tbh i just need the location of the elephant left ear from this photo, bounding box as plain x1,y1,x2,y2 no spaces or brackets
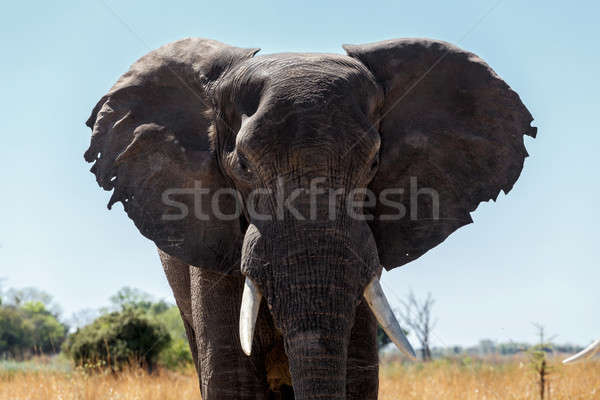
84,38,259,272
344,39,537,270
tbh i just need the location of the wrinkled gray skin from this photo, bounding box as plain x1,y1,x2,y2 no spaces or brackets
85,38,536,399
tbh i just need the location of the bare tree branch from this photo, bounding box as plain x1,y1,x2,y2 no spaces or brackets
398,291,436,361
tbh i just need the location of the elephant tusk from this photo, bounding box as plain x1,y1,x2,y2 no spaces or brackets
562,338,600,364
239,277,262,356
363,277,417,361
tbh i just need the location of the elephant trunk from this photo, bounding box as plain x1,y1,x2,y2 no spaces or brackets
284,321,350,399
271,247,361,400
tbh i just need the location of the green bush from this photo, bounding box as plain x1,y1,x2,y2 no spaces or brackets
151,306,193,369
0,306,33,359
21,302,67,354
107,287,193,370
0,302,67,359
63,287,193,371
63,308,170,372
158,337,193,370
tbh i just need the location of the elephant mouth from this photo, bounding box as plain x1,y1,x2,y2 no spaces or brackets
239,274,415,359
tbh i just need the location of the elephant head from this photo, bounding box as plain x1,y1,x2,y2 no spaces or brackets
85,38,535,398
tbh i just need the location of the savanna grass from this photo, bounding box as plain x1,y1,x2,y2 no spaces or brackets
1,358,598,399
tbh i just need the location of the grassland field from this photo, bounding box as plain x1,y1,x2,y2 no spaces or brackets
0,356,598,399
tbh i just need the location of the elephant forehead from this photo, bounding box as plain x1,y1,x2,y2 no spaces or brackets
229,54,381,156
227,53,380,107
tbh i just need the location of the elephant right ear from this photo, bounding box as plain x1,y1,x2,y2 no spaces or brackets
344,39,536,270
84,38,259,272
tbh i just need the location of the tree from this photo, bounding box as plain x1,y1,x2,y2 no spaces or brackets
21,301,68,354
63,308,171,372
4,287,62,316
66,287,192,370
0,306,33,359
529,323,555,400
0,293,68,359
479,339,496,355
107,287,192,368
151,305,193,369
69,308,100,330
109,286,158,312
398,291,437,361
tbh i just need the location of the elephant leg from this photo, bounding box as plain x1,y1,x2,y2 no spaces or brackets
346,300,379,400
190,267,271,400
158,249,201,380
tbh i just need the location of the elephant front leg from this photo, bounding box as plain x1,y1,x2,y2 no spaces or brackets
158,249,201,381
190,267,272,400
346,300,379,399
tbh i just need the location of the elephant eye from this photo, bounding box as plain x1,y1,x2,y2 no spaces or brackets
370,155,379,171
239,156,251,173
233,152,256,184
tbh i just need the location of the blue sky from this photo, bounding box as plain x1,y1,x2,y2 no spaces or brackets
1,0,598,347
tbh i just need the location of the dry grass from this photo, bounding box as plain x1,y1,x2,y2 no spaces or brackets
380,358,599,400
0,366,200,400
1,358,598,399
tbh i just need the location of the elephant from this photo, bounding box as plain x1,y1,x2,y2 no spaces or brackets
84,37,536,399
563,339,600,364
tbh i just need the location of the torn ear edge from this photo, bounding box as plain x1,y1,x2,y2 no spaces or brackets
83,39,261,272
344,38,537,271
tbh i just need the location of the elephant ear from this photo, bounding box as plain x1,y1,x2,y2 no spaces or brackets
344,39,536,270
84,38,259,272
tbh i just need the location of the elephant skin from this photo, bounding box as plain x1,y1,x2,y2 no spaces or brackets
85,38,535,399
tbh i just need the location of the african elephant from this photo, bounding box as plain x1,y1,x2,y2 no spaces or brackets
84,37,535,399
563,339,600,364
